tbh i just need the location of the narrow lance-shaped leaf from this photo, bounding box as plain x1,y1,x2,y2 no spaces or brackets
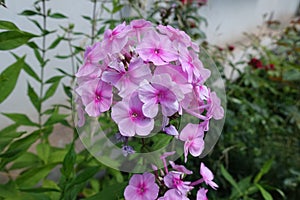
45,75,64,84
15,163,57,187
33,48,43,65
0,20,19,30
48,36,64,50
0,31,37,50
220,164,242,195
11,53,41,82
70,166,99,186
0,56,25,103
19,10,40,16
255,184,273,200
61,143,76,178
43,81,60,101
254,159,273,183
49,13,68,19
0,131,39,170
27,82,41,112
2,113,39,127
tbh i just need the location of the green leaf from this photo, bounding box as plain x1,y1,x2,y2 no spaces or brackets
28,19,43,32
0,57,24,103
220,164,242,195
61,143,76,178
0,31,37,50
49,13,68,19
27,83,40,111
36,143,51,164
255,184,273,200
43,112,68,127
0,131,39,169
43,81,60,101
84,182,127,200
48,36,63,49
0,124,23,152
0,20,19,30
0,182,18,198
33,48,43,65
15,163,57,187
254,159,273,183
20,10,40,16
150,134,173,151
2,113,39,127
96,26,106,36
11,53,41,82
45,75,64,84
70,166,99,186
19,187,60,193
9,152,42,170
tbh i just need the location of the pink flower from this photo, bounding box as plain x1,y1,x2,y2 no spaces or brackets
158,189,189,200
154,64,192,94
169,161,193,175
124,172,159,200
130,19,152,42
200,163,218,190
179,48,207,83
197,188,208,200
206,91,224,120
102,57,151,97
138,74,184,118
157,25,199,52
75,96,85,127
179,123,205,162
160,151,176,173
136,30,178,65
102,22,130,54
76,42,105,77
164,171,193,195
111,92,154,137
76,78,112,117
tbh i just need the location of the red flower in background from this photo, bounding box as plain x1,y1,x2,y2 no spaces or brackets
228,45,235,51
249,58,264,69
248,58,275,70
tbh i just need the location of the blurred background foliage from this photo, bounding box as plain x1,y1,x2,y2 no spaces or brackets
0,0,299,199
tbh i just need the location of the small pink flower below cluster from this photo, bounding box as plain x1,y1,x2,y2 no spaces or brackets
124,153,218,200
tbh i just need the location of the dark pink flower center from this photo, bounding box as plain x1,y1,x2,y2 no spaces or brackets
137,183,147,195
95,92,102,102
173,177,183,187
154,48,160,54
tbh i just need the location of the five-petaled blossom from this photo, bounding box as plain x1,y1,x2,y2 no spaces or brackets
111,92,154,137
124,172,159,200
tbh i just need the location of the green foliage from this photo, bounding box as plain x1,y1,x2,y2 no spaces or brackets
201,18,300,200
0,57,25,103
0,30,37,50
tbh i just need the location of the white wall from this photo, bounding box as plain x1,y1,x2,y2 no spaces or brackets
0,0,299,128
201,0,300,45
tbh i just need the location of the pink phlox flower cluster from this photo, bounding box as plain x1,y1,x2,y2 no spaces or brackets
75,19,224,138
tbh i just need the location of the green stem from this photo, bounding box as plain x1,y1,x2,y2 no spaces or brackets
91,0,97,44
39,0,47,140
